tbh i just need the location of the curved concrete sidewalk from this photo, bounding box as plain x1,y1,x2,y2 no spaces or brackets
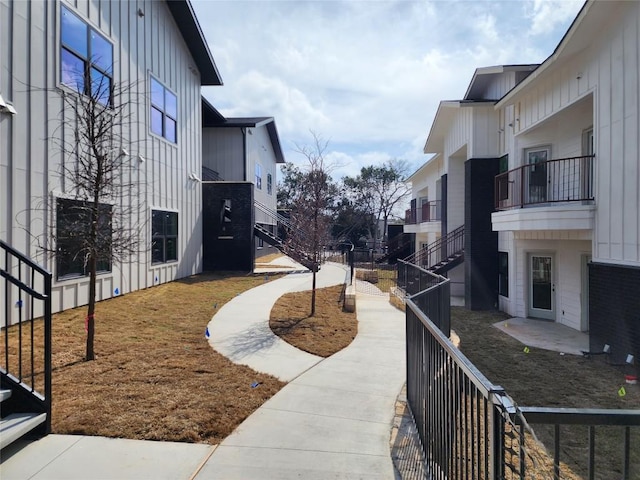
207,262,349,382
197,292,406,480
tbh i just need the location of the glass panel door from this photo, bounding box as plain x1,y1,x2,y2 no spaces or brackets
525,147,549,204
529,254,554,320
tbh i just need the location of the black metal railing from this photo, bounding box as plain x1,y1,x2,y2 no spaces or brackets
516,407,640,479
495,155,595,210
405,200,442,225
404,251,640,478
404,225,464,271
1,239,52,434
405,262,507,477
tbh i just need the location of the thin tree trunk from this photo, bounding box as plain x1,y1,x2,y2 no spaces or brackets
86,257,97,361
311,269,317,317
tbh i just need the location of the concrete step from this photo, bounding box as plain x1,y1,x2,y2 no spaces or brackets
0,389,12,402
0,412,47,450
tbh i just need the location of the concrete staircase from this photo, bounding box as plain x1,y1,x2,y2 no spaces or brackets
0,387,47,450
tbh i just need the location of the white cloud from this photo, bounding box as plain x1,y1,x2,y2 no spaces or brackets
527,0,585,36
195,0,583,180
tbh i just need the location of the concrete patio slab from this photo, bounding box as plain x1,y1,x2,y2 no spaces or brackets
494,317,589,355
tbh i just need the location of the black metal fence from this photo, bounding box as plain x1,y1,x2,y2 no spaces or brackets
1,240,52,434
404,257,640,479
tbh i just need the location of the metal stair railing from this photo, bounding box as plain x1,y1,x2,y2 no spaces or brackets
1,240,52,436
253,201,317,270
404,225,464,270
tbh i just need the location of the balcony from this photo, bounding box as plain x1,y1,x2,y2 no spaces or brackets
495,155,594,210
405,200,441,225
492,155,595,232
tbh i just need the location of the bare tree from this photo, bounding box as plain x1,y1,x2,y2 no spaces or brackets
284,133,338,316
343,159,410,252
47,73,140,361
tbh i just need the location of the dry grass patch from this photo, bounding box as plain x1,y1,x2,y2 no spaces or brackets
270,284,357,357
451,307,640,478
2,272,286,444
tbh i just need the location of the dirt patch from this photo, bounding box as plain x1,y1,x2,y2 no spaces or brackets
270,284,357,357
2,272,286,444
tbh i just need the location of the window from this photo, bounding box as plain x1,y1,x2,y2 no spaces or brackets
498,251,509,297
267,173,272,195
255,164,262,189
60,6,113,106
150,77,178,143
56,198,112,279
219,199,232,238
152,211,178,263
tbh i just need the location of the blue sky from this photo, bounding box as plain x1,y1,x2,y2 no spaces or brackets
193,0,585,180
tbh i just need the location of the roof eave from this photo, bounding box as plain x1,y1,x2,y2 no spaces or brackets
496,0,591,108
166,0,223,86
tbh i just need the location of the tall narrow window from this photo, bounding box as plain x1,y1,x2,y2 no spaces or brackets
56,198,112,279
498,251,509,297
60,6,113,106
267,173,272,195
152,210,178,263
255,164,262,189
150,77,178,143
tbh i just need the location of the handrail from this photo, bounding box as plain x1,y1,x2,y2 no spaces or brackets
495,154,595,210
404,224,464,269
1,240,52,434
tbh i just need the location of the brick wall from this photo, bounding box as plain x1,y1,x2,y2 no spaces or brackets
589,262,640,370
464,158,500,310
202,182,254,271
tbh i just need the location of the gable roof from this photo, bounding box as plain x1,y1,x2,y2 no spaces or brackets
464,65,538,101
201,98,286,163
496,0,612,108
166,1,222,86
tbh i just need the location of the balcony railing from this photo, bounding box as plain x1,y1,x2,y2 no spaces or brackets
495,155,595,210
405,200,441,224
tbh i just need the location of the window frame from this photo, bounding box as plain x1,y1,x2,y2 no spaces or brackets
151,210,179,264
149,75,178,143
60,5,114,106
56,197,113,280
255,163,262,189
267,173,272,195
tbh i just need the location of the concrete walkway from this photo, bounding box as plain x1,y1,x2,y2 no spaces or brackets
207,262,348,382
196,293,406,479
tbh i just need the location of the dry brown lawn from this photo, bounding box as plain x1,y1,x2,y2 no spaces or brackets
451,306,640,479
2,272,287,444
270,284,357,357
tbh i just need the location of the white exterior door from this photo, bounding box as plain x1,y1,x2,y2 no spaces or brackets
528,254,555,320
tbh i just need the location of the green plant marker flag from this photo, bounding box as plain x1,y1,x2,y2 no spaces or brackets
618,386,626,397
523,346,530,354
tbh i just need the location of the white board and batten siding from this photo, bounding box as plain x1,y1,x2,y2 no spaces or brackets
1,0,207,323
500,2,640,266
247,126,278,226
